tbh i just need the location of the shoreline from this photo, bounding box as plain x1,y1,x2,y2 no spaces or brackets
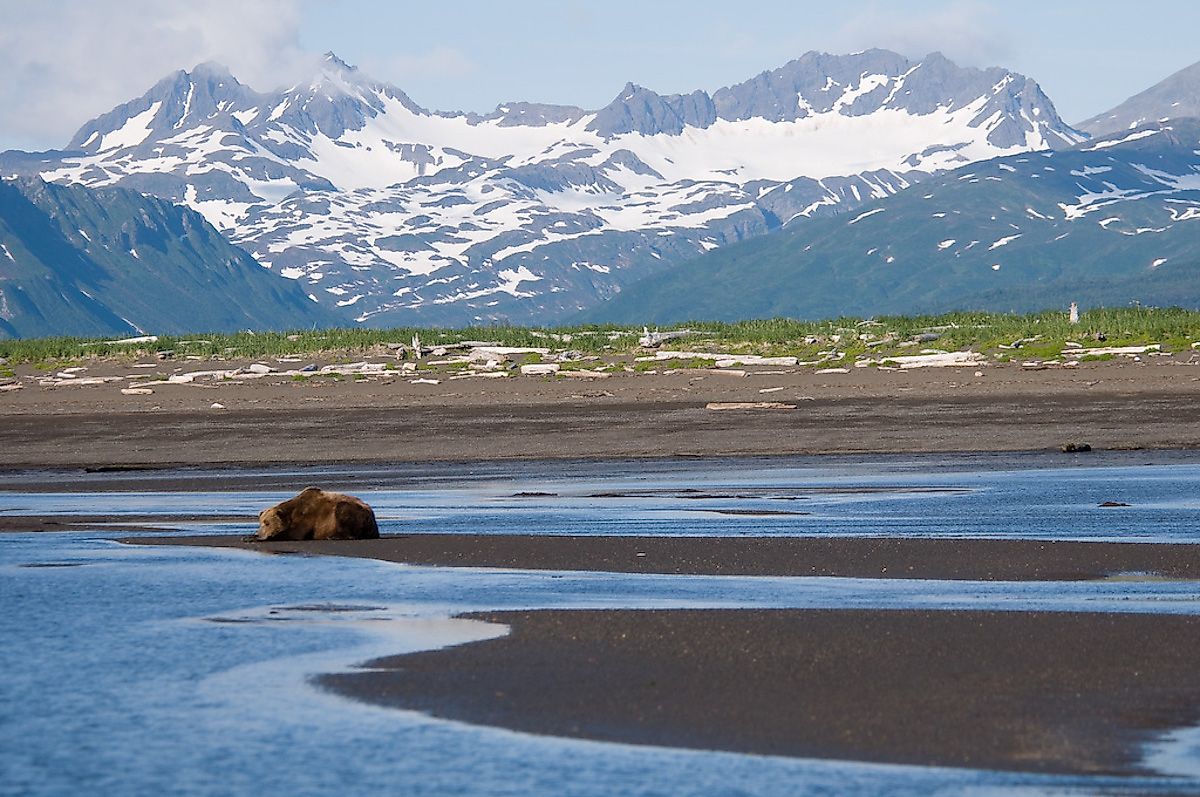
2,358,1200,468
111,531,1200,775
319,608,1200,775
0,394,1197,469
130,534,1200,581
2,447,1197,494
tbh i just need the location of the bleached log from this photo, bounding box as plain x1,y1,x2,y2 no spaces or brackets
520,363,560,376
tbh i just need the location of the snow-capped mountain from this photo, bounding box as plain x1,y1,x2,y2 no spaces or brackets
1,50,1084,326
1079,58,1200,138
586,120,1200,323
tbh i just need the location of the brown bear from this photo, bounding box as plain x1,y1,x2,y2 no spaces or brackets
254,487,379,541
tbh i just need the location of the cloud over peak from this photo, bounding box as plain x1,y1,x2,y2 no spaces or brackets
0,0,313,150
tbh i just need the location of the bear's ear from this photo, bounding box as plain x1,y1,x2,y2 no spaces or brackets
258,509,267,519
300,486,322,495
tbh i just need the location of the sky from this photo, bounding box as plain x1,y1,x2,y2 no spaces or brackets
0,0,1198,152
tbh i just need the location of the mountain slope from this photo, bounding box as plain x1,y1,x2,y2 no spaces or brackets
0,178,340,338
584,121,1200,323
1079,59,1200,137
1,50,1083,327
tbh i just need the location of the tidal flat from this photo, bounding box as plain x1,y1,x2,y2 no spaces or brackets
3,454,1200,795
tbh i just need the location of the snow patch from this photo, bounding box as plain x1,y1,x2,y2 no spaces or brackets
1085,128,1159,151
497,266,542,296
99,102,161,151
232,108,260,125
1168,206,1200,222
848,207,885,225
1070,165,1113,177
177,83,195,128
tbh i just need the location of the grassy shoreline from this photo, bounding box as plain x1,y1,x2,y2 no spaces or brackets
1,307,1197,371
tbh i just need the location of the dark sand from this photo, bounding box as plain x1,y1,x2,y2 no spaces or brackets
135,534,1200,581
134,533,1200,772
2,357,1200,467
0,515,245,533
8,358,1200,775
320,608,1200,775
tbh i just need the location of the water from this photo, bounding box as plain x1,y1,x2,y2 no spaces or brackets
6,452,1200,542
2,454,1200,796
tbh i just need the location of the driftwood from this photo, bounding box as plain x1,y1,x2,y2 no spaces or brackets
639,327,696,348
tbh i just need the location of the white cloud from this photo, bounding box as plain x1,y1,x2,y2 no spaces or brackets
834,1,1013,69
0,0,315,151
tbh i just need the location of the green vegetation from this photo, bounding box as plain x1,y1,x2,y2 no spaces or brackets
0,178,337,338
580,135,1200,327
0,307,1196,367
635,357,717,372
0,325,627,364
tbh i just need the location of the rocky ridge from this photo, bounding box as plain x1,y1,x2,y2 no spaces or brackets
1,50,1083,327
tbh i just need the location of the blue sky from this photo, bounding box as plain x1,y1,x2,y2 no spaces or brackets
1,0,1197,150
297,0,1198,123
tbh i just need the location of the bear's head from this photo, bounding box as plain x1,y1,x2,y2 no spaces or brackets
256,506,287,540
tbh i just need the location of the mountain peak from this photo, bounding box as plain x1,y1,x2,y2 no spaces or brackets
321,52,357,74
589,82,715,137
6,49,1093,329
1079,58,1200,137
190,61,237,80
63,61,256,152
302,51,375,97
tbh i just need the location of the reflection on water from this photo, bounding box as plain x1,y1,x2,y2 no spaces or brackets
3,454,1200,796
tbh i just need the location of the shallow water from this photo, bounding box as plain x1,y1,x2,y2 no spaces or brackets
7,454,1200,542
3,454,1200,796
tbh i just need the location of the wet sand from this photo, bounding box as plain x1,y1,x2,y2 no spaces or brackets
0,515,244,534
135,533,1200,773
319,608,1200,775
134,533,1200,581
7,357,1200,776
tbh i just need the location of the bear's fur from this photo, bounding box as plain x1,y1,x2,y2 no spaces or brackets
255,487,379,541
